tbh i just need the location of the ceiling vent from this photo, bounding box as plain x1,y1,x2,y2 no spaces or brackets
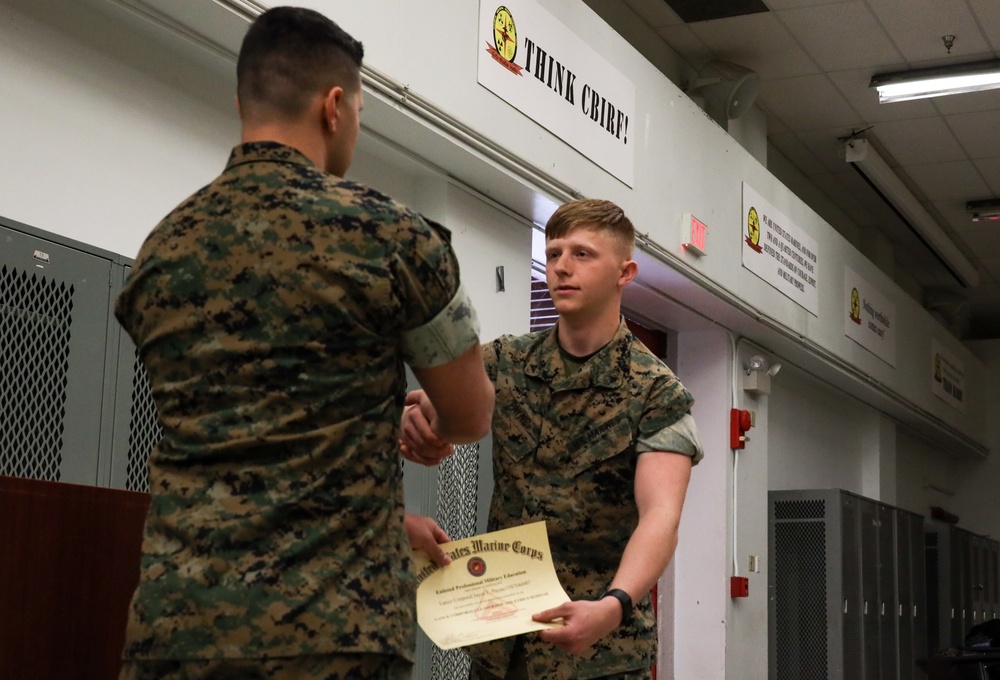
662,0,768,23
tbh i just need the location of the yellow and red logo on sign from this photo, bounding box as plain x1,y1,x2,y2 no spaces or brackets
849,287,862,324
745,206,762,253
487,6,523,75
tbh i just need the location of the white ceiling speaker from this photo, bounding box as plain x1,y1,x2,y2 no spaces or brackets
687,60,760,125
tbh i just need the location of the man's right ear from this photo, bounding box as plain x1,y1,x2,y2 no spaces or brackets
323,86,344,132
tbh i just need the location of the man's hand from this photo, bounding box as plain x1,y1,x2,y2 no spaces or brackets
399,390,454,466
532,597,622,655
405,514,452,567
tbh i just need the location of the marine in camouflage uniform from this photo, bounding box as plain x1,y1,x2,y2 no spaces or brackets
466,319,702,680
115,139,481,673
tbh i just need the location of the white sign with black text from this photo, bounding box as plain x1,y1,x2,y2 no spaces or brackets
477,1,635,186
741,183,819,315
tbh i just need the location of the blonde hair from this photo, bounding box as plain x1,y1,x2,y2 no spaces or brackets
545,198,635,258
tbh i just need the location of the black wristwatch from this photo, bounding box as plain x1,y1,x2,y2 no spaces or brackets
601,588,633,626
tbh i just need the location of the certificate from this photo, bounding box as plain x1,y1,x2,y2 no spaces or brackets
412,521,570,650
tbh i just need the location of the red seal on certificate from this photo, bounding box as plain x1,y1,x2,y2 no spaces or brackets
467,556,487,577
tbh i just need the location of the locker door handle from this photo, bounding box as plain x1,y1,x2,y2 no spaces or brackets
864,601,869,615
881,602,886,616
899,603,903,617
914,604,918,617
951,608,955,619
843,598,848,614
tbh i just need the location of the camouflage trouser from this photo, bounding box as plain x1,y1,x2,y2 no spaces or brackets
119,653,412,680
469,639,651,680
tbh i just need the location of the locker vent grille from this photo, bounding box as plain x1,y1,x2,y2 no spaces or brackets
926,533,938,547
0,265,73,481
431,442,480,680
775,498,826,520
125,351,160,492
775,520,828,678
926,547,940,650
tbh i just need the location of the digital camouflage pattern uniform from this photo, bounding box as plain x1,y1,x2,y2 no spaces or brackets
468,318,703,680
115,141,480,669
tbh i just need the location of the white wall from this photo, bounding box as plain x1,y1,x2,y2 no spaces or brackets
941,340,1000,538
769,364,869,494
671,330,733,679
0,0,239,259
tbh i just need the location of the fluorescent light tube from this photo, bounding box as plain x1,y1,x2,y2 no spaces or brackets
845,139,979,288
871,59,1000,103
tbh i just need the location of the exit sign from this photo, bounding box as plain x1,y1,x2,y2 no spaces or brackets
682,214,707,256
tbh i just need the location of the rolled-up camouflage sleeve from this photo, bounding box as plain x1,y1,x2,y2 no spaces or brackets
636,369,704,465
637,413,704,465
392,212,481,366
401,283,480,368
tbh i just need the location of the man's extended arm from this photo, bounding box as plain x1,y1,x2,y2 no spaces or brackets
533,450,692,655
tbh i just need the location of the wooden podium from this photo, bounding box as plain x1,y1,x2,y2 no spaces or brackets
0,475,150,679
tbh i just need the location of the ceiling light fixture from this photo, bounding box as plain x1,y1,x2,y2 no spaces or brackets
844,138,979,288
967,199,1000,222
871,58,1000,103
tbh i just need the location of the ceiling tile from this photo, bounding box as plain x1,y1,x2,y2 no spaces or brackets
958,226,1000,255
906,160,990,202
866,0,990,62
969,0,1000,52
979,256,1000,280
973,158,1000,195
767,0,853,8
688,12,815,79
949,110,1000,159
768,131,826,176
653,23,713,66
868,116,967,166
758,74,864,131
776,2,903,72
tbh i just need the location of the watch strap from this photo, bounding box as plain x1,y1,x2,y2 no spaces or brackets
601,588,633,626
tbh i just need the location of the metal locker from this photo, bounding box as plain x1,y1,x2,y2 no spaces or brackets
878,503,898,679
843,493,864,679
769,489,878,680
897,510,914,680
107,266,161,493
859,496,881,679
770,489,923,680
909,512,928,668
0,218,117,485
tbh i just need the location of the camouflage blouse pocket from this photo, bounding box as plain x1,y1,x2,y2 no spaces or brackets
551,413,635,477
493,399,538,472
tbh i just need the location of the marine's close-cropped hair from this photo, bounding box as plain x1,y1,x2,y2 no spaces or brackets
237,6,365,123
545,198,636,258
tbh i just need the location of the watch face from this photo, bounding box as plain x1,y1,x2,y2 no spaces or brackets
493,6,517,62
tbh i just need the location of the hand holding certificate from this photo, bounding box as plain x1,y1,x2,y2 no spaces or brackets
411,521,570,650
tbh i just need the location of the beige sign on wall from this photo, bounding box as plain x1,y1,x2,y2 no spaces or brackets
844,266,896,366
